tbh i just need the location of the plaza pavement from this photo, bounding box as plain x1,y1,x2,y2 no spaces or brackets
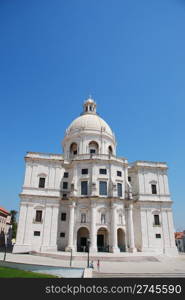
0,252,185,277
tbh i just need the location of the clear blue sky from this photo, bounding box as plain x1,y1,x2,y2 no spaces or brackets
0,0,184,230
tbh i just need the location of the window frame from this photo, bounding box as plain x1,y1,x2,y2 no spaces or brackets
153,214,160,226
151,184,157,194
117,183,123,197
39,177,46,188
99,181,107,196
155,233,161,239
34,231,40,236
35,210,42,222
63,182,68,189
117,171,122,177
81,181,88,195
81,168,88,175
99,168,107,175
61,212,67,221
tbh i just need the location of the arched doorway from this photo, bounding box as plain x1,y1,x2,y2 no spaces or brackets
97,227,109,252
77,227,89,252
117,228,126,252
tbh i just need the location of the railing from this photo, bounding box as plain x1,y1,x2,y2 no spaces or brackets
68,153,126,163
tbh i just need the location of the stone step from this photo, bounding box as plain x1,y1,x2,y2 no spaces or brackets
30,252,159,262
93,272,185,278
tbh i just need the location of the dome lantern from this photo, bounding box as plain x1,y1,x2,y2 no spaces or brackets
83,96,96,114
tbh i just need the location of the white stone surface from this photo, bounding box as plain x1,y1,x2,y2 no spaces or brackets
13,98,178,256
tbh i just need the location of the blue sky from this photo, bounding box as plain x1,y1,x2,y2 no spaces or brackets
0,0,184,230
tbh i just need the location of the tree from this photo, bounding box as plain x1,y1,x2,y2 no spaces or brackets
10,210,17,239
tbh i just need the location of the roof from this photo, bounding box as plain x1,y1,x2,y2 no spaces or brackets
175,232,185,239
66,114,114,138
0,207,10,215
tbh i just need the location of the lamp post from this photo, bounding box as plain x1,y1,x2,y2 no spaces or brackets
87,238,90,268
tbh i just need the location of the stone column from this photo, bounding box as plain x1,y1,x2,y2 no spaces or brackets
23,204,33,245
90,202,97,252
65,202,75,251
49,205,59,251
41,205,53,252
111,204,119,253
13,203,29,253
127,203,137,252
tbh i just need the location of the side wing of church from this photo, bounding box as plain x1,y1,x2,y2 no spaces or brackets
13,98,177,255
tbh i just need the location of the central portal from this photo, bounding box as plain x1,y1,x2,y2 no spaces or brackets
97,227,109,252
97,234,104,248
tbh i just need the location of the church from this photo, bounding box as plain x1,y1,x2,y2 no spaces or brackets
13,97,177,255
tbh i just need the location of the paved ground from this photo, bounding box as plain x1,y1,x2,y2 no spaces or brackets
0,252,185,277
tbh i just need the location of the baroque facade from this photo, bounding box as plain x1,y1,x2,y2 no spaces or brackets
13,98,177,255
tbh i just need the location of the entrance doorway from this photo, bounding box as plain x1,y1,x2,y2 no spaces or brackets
97,234,104,248
117,228,126,252
77,227,89,252
97,228,109,252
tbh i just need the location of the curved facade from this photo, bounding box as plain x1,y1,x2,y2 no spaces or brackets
13,98,178,255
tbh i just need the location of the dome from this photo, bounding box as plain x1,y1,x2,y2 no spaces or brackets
62,97,116,158
65,97,114,139
66,113,113,137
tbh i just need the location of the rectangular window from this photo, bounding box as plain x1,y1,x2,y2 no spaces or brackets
81,181,88,195
128,176,131,182
60,232,65,238
63,182,68,189
61,213,66,221
151,184,157,194
154,215,160,225
64,172,68,178
156,234,161,239
99,169,107,175
34,231,40,236
81,169,88,175
39,177,45,188
117,183,122,197
62,194,67,199
35,210,42,222
99,181,107,195
117,171,122,177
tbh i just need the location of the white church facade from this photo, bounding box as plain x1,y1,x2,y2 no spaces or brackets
13,98,177,255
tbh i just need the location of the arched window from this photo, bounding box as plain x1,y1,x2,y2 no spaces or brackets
70,142,78,156
89,141,99,154
108,145,113,155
